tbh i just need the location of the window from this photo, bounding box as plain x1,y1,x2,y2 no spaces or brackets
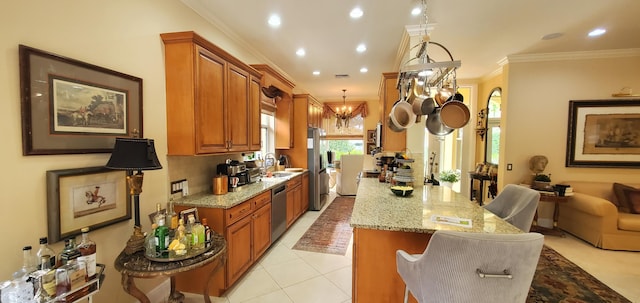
259,112,275,159
320,139,364,166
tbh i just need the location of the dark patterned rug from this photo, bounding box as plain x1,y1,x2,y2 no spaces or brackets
292,196,355,255
528,246,631,302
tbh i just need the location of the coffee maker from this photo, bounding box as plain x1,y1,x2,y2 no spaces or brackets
217,162,249,191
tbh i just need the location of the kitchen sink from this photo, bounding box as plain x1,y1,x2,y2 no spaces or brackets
271,172,294,178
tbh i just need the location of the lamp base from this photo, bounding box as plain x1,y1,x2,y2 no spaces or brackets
124,226,146,255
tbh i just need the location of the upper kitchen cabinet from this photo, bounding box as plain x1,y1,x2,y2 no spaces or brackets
380,72,406,152
277,93,321,169
161,31,262,155
250,64,295,149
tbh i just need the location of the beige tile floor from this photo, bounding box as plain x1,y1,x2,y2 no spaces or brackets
182,191,640,303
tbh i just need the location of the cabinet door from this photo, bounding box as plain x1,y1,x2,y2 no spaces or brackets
195,45,228,154
227,63,251,152
249,76,262,151
275,94,294,149
381,73,406,151
226,214,253,286
294,185,303,220
301,172,310,215
252,203,271,260
286,188,295,228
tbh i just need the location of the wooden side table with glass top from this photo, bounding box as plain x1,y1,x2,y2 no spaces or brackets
114,232,226,303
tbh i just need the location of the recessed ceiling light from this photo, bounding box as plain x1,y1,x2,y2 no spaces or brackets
296,48,306,57
350,7,363,19
313,71,320,76
268,14,281,28
411,7,421,16
356,43,367,53
360,67,368,73
588,28,606,37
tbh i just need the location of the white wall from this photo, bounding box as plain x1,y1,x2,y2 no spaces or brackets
0,1,262,302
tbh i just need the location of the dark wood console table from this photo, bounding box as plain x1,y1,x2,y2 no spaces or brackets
114,232,227,303
531,193,570,236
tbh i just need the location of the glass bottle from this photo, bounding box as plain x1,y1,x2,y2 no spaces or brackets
188,215,205,250
169,219,189,258
201,217,212,248
166,200,179,231
77,227,97,280
145,223,158,258
59,237,81,265
38,256,57,298
12,246,37,280
36,237,56,270
154,203,169,257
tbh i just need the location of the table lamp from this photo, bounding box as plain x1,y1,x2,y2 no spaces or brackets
106,137,162,254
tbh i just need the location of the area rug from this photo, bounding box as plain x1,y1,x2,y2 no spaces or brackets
527,246,631,302
292,196,355,255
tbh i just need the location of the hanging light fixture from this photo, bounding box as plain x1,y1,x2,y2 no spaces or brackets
335,89,352,129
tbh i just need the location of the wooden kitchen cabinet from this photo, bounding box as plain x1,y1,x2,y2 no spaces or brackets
226,213,252,285
161,31,262,155
286,175,303,227
301,172,310,214
380,72,406,152
250,64,296,150
278,94,322,169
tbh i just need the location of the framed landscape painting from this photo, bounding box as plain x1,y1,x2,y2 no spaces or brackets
565,99,640,168
19,45,143,155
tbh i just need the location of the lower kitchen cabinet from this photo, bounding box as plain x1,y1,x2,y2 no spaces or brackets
301,172,309,213
286,175,303,227
226,214,252,285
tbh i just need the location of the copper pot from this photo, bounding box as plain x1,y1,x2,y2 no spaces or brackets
213,175,228,195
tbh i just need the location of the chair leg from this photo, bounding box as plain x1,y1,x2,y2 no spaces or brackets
404,286,409,303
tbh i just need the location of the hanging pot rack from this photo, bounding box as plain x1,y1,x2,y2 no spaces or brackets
398,41,461,91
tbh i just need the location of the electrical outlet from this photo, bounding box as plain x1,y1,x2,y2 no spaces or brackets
170,179,186,194
507,164,513,171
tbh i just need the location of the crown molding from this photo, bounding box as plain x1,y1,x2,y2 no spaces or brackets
506,48,640,63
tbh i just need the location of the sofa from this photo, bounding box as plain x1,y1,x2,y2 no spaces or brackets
558,181,640,251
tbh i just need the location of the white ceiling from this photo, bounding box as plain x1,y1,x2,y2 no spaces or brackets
181,0,640,101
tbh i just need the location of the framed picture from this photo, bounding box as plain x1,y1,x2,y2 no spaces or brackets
180,208,199,223
19,44,143,155
566,99,640,168
366,129,376,143
47,166,130,243
366,143,376,154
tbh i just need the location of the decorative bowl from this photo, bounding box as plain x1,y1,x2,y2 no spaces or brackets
391,186,413,197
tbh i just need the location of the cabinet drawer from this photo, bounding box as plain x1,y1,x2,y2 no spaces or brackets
252,191,271,209
226,201,253,226
286,176,301,189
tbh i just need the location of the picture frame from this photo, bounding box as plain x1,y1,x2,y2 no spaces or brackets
179,208,199,223
566,99,640,168
19,45,143,155
47,166,131,243
366,143,376,154
366,129,376,143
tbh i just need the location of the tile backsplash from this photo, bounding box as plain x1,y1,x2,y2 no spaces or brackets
167,154,243,197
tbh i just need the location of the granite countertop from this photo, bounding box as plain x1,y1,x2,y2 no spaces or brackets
350,178,522,234
173,171,305,209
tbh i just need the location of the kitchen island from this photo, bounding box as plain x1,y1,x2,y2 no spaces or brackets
350,178,522,303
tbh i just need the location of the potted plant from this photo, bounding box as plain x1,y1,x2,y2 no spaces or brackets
439,170,460,188
533,173,552,190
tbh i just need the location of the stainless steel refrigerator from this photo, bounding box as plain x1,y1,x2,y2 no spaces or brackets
307,127,329,210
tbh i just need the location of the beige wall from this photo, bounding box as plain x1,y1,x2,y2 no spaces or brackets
0,1,262,302
499,54,640,188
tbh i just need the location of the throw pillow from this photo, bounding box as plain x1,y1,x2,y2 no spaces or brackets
623,188,640,214
612,183,636,212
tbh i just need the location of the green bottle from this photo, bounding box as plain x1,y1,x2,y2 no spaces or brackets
154,204,169,257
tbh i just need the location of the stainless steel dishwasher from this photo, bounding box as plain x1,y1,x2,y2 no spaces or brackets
271,183,287,242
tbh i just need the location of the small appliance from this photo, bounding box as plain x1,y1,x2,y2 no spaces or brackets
217,162,250,191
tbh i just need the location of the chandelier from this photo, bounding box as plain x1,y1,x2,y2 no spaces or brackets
335,89,352,129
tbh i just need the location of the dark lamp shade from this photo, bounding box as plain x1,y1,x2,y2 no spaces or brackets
105,137,162,171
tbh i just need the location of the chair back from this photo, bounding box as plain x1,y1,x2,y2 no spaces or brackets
396,230,544,303
483,184,540,231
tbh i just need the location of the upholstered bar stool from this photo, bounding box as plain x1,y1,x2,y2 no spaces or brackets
483,184,540,232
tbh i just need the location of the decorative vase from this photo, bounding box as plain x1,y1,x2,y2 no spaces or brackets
441,181,453,188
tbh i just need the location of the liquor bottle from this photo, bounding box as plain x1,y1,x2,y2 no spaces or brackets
166,200,179,230
55,260,87,297
154,203,169,257
201,217,212,248
36,237,56,270
59,237,81,265
12,246,37,280
38,256,57,298
77,227,97,280
168,219,189,258
145,223,158,258
188,214,205,250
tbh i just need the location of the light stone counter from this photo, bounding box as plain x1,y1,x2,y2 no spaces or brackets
350,178,521,234
172,172,304,209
